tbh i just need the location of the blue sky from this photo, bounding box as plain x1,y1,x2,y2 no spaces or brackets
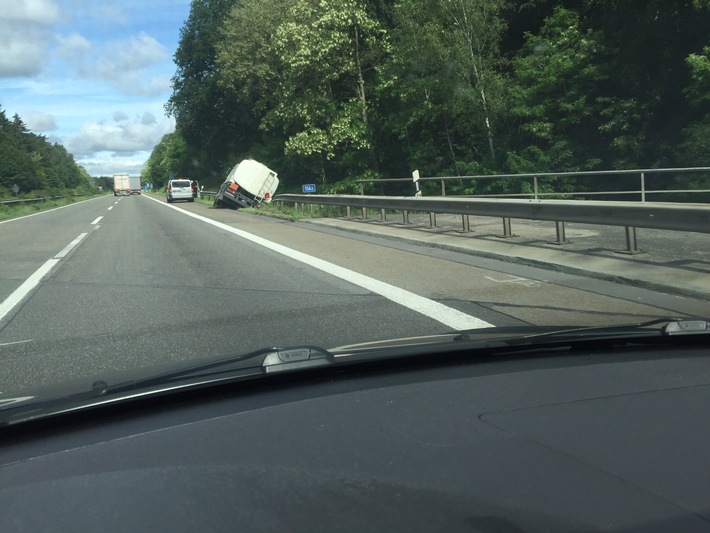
0,0,193,176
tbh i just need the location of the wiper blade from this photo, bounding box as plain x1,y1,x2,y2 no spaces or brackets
0,346,334,427
102,345,334,395
331,318,710,361
486,318,710,347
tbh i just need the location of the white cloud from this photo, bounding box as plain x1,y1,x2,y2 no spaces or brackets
0,0,62,77
24,111,58,131
65,113,174,157
113,111,129,122
56,32,91,61
63,31,171,97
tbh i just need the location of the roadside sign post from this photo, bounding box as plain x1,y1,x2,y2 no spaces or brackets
302,184,316,214
412,170,422,198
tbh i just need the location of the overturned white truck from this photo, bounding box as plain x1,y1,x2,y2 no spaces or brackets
214,159,278,209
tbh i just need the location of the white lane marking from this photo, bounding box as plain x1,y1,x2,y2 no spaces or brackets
0,195,108,225
0,259,59,323
142,195,493,330
0,339,33,347
0,232,88,323
485,275,542,288
107,206,113,211
91,216,104,225
54,233,87,259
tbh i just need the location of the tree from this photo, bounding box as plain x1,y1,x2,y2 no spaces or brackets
382,0,508,179
269,0,389,181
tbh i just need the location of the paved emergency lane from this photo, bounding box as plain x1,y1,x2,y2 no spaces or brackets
0,193,697,394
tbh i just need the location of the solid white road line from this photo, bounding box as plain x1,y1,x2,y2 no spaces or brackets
0,195,108,225
142,195,494,330
0,233,88,323
91,216,103,225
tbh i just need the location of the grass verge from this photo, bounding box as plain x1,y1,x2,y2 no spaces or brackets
0,193,110,222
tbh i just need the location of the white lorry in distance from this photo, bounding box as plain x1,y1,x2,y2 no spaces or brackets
129,175,142,195
113,174,130,196
214,159,278,209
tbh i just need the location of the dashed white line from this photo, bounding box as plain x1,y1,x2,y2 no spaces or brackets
0,339,33,347
108,206,113,211
91,216,104,225
54,233,87,259
0,259,59,323
143,194,493,330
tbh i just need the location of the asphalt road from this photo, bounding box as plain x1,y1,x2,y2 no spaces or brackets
0,194,703,394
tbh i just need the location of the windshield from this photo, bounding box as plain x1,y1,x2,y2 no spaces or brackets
0,0,709,400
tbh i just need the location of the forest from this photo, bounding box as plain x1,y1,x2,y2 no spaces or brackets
143,0,710,195
0,107,90,197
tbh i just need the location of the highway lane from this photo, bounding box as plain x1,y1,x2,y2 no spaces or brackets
0,195,116,304
0,194,477,394
0,193,695,394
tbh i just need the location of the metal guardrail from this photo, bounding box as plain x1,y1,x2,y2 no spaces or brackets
0,194,88,206
355,166,710,201
274,194,710,254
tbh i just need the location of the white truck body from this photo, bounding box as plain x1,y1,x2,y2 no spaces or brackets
113,174,130,196
215,159,278,208
129,176,141,195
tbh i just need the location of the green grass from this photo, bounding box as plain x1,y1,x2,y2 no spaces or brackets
0,193,109,222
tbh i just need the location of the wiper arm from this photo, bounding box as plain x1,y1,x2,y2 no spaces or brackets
513,317,707,344
101,345,334,395
0,346,334,427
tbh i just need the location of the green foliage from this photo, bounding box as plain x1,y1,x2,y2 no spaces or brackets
159,0,710,195
0,107,88,195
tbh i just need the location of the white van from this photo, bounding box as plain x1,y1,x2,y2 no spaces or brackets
166,179,194,203
214,159,278,209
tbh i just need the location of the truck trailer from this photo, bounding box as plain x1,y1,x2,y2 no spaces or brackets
214,159,278,209
129,176,142,195
113,174,130,196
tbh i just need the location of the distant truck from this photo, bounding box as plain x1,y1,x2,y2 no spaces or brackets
214,159,278,209
113,174,130,196
129,176,142,195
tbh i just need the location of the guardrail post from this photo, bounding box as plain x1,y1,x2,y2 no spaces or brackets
500,217,515,238
618,226,643,254
380,208,386,221
533,177,539,200
359,183,364,196
346,206,351,218
403,210,409,224
362,207,368,219
549,221,572,245
429,212,437,228
640,172,646,202
441,180,446,196
461,215,471,232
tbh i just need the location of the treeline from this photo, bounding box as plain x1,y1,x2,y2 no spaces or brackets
144,0,710,194
0,107,90,197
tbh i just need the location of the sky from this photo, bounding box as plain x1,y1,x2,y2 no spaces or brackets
0,0,193,176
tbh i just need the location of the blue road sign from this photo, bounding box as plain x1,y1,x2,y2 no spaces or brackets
302,184,316,193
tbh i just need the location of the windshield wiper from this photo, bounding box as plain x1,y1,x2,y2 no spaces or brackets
0,346,334,427
331,318,710,361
